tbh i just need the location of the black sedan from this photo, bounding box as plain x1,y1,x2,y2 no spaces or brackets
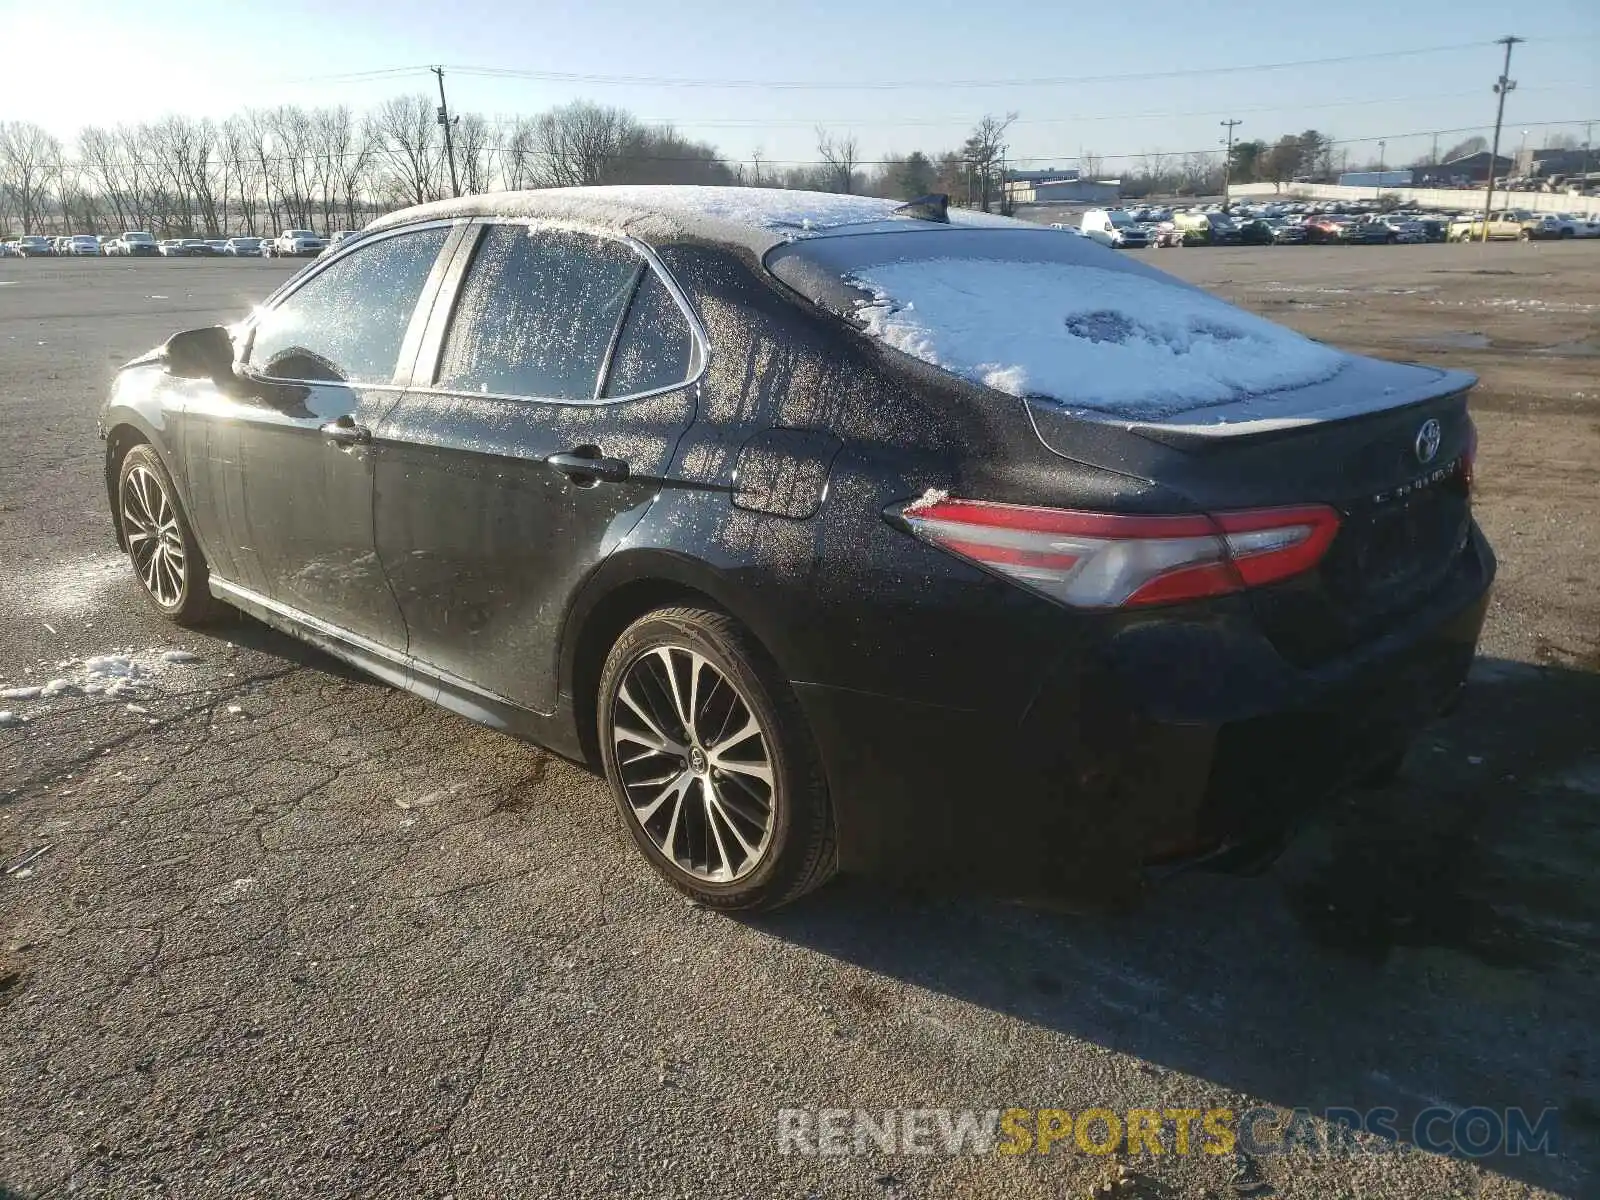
1345,220,1395,245
98,187,1493,910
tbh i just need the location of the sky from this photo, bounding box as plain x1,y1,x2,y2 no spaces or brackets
1,0,1595,173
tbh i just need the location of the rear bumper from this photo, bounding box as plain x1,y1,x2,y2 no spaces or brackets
796,525,1495,898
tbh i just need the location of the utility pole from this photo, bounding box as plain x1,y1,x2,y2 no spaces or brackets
1480,35,1522,243
1377,139,1387,199
432,65,461,198
1220,119,1242,209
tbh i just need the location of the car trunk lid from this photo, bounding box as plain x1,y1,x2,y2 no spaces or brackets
1027,358,1476,664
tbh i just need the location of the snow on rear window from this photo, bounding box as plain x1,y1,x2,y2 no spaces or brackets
846,259,1346,417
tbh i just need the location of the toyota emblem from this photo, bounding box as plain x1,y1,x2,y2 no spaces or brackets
1414,418,1442,465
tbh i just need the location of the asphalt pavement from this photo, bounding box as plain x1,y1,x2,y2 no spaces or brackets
0,257,1595,1199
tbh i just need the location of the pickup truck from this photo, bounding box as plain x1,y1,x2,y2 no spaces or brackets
1448,210,1560,242
265,229,328,258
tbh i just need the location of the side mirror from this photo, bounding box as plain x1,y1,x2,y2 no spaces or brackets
163,326,235,383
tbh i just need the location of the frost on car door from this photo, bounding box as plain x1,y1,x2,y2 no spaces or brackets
374,224,699,716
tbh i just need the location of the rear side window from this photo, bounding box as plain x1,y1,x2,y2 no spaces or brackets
602,270,694,398
248,226,447,384
436,225,642,401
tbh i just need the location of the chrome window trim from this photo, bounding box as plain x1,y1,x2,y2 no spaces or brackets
239,218,468,389
418,218,709,409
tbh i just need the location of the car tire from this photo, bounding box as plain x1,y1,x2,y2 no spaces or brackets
116,444,225,626
1519,230,1531,241
598,605,836,912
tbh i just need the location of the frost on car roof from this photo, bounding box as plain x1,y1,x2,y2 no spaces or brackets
363,185,1021,253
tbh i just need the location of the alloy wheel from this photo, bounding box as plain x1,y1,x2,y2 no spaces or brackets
121,464,186,608
611,646,775,884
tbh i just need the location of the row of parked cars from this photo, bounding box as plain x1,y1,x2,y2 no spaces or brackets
1062,200,1600,249
1,230,364,259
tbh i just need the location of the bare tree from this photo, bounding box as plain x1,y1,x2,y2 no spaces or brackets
80,127,125,229
368,95,440,208
501,116,541,190
454,112,492,195
961,112,1016,211
1079,150,1105,182
528,101,633,187
219,117,258,233
1142,151,1171,188
0,121,62,232
327,111,373,228
1178,152,1221,196
815,127,860,193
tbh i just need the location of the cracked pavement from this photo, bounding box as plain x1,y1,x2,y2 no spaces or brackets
1,254,1597,1199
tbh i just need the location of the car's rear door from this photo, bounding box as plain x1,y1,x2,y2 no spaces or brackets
372,221,702,717
182,221,462,655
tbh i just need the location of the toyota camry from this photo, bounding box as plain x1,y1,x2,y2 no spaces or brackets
98,186,1493,910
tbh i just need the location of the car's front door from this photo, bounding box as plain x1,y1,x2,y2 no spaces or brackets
372,222,702,716
184,222,459,652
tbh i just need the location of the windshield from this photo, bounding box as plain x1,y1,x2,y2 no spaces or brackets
286,230,315,238
125,232,154,242
764,227,1345,417
1107,212,1135,228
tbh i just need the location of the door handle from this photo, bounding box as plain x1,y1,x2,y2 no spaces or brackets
546,451,630,485
320,416,371,446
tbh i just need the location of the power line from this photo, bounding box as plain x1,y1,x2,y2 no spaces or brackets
622,85,1586,130
439,39,1547,92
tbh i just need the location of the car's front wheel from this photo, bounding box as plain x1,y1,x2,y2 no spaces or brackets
117,444,223,625
598,606,835,911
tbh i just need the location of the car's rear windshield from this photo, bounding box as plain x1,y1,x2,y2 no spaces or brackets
125,232,154,241
764,227,1345,418
767,227,1149,315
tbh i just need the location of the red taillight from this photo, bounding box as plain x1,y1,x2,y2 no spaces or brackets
897,497,1340,609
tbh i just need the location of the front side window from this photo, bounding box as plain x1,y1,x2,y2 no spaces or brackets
436,225,643,401
248,226,448,385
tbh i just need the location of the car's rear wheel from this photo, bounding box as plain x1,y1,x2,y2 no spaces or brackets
598,606,835,911
117,444,223,625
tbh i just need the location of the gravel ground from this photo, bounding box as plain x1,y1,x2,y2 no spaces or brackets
1,250,1596,1199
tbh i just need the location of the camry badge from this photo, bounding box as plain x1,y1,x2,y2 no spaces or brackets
1415,418,1442,465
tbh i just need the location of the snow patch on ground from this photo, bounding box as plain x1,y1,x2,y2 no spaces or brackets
0,647,207,721
1432,296,1599,314
0,552,132,618
848,259,1347,417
